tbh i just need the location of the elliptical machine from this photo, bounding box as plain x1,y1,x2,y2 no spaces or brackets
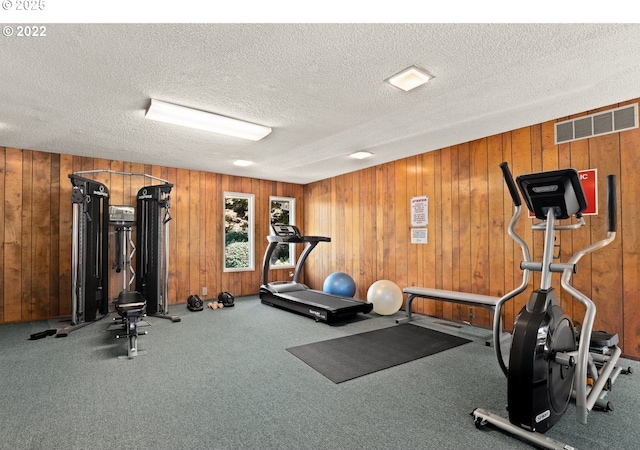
472,163,631,450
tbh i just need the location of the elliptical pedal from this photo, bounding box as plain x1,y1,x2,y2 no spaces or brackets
588,330,618,351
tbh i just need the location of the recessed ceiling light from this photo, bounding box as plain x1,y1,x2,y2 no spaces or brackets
145,99,272,141
386,66,434,92
233,159,253,167
350,151,373,159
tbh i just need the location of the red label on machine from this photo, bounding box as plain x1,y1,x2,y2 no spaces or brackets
529,169,598,218
579,169,598,215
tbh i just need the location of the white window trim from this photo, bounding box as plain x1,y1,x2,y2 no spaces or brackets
269,196,296,269
223,191,255,272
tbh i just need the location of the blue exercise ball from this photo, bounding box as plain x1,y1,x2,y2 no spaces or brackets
323,272,357,297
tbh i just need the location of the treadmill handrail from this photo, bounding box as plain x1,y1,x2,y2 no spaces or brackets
303,236,331,242
267,235,331,244
261,226,331,286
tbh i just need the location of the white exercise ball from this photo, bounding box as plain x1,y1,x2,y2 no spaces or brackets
367,280,403,315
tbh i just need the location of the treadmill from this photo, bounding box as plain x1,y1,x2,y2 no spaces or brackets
260,225,373,323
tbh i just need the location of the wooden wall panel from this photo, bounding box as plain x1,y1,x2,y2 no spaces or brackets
487,134,506,316
334,174,345,271
439,148,453,319
470,139,490,328
0,149,303,325
620,110,640,356
422,151,438,317
349,171,360,294
175,168,191,302
189,170,201,296
304,98,640,359
375,166,385,283
449,146,460,321
457,144,471,324
21,150,33,320
394,159,408,292
588,133,623,335
360,168,376,300
4,148,23,322
405,156,419,312
49,154,61,318
32,151,52,320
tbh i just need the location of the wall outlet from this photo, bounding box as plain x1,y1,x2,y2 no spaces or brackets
202,287,208,297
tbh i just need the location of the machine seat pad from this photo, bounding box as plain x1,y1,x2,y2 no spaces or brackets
115,291,147,315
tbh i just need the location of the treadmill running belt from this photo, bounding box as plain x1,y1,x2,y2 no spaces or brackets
260,286,373,323
278,289,367,311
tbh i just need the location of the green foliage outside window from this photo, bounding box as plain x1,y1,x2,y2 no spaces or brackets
224,194,253,270
270,198,294,266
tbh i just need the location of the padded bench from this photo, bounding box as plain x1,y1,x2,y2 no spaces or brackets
396,287,504,345
114,291,147,359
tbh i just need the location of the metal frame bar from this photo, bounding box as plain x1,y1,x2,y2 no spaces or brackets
72,169,170,185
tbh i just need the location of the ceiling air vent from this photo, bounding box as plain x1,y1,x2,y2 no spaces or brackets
554,103,638,144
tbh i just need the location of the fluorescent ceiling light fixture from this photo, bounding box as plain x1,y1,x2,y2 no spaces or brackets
145,99,272,141
233,159,253,167
386,66,434,92
350,151,373,159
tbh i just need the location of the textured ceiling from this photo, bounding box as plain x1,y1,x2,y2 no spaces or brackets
1,23,640,184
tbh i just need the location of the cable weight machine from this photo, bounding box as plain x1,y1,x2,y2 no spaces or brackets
55,170,179,344
136,183,179,322
54,174,111,337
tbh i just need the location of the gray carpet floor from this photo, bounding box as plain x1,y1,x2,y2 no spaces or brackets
1,295,639,450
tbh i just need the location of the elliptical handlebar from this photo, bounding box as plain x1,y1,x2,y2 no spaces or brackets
560,174,617,425
493,162,533,377
607,175,617,233
499,162,522,207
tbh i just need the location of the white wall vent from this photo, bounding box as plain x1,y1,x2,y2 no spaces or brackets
554,103,638,144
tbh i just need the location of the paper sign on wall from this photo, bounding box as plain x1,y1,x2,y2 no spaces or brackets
411,196,428,226
411,228,428,244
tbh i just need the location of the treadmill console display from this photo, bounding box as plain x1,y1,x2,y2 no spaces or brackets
272,224,302,238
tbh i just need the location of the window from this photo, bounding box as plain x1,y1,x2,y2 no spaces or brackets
269,196,296,268
224,192,255,271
